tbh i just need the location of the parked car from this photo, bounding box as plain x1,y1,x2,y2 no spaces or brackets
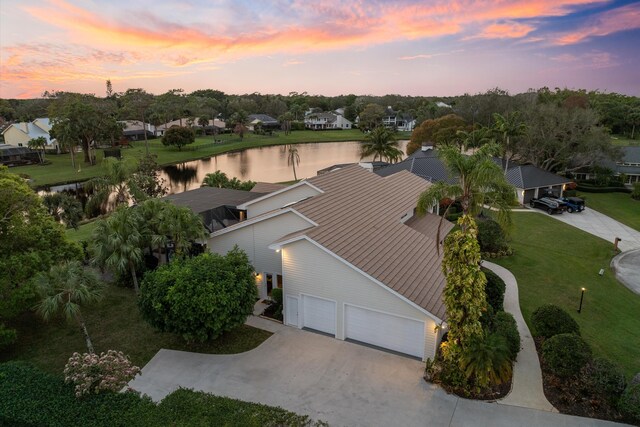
558,196,585,213
530,197,565,214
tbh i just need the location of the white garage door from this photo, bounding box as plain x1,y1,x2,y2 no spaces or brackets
302,295,336,335
345,305,425,359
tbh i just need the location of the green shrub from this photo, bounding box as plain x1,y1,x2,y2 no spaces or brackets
581,358,626,402
531,304,580,339
482,268,506,311
618,383,640,422
493,311,520,362
542,333,591,378
477,219,508,253
0,362,324,426
632,183,640,201
0,323,17,350
480,303,495,330
271,288,283,318
139,249,257,343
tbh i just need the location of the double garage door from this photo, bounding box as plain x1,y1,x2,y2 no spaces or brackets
301,295,425,359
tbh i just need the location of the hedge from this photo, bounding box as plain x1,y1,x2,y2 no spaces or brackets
531,304,580,339
542,333,591,378
0,362,323,427
493,311,520,362
576,185,631,194
482,268,506,312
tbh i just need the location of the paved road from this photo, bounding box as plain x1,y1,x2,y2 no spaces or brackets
129,318,623,427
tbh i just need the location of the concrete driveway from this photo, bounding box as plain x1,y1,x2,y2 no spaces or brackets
543,207,640,252
129,321,622,427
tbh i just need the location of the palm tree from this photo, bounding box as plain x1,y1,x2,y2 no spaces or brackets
492,112,526,174
137,198,170,262
287,145,300,181
158,204,207,259
459,333,512,389
34,261,104,353
416,143,514,234
91,206,144,293
202,170,230,188
85,157,140,214
27,136,47,164
454,127,494,152
360,126,403,163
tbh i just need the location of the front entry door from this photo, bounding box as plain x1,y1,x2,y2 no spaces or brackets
285,295,299,327
266,273,273,296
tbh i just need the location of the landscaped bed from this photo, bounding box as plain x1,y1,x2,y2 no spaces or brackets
0,362,326,427
0,284,272,375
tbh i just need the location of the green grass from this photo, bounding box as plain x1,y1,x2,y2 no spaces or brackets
65,220,99,243
495,212,640,378
610,134,640,146
16,129,410,188
0,284,272,375
579,192,640,231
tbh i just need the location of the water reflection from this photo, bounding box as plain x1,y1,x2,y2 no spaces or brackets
159,140,408,195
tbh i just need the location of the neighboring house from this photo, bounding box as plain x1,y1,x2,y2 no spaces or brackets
614,146,640,185
0,144,40,166
1,118,59,152
376,145,572,204
163,186,266,233
305,112,352,130
119,120,156,141
155,118,226,136
382,107,416,132
209,165,453,360
248,114,279,131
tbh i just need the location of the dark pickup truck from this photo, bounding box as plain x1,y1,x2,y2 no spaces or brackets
541,193,586,213
529,197,565,214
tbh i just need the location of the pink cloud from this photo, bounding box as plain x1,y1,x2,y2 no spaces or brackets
553,3,640,45
471,21,535,39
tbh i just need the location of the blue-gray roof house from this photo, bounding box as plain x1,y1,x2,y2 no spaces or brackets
376,145,572,204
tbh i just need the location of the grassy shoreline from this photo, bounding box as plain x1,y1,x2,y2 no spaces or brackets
16,130,410,188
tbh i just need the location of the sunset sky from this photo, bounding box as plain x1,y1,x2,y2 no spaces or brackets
1,0,639,99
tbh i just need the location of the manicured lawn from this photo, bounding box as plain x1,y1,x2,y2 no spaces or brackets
65,220,99,243
495,212,640,378
16,129,410,187
579,192,640,231
0,284,272,375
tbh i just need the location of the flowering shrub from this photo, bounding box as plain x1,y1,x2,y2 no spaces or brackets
63,350,140,397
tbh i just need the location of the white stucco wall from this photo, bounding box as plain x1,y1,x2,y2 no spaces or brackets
282,238,439,360
209,211,313,275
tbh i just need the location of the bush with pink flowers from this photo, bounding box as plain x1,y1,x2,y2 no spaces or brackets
63,350,140,397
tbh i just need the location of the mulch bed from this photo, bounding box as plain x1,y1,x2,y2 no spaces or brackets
261,302,283,322
427,374,512,401
534,338,631,425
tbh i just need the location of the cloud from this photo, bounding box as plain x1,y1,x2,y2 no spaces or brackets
471,21,535,39
398,54,440,61
549,50,618,69
553,3,640,45
283,59,305,66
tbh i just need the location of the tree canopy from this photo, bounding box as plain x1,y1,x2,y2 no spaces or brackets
138,249,257,343
407,114,469,155
161,126,195,151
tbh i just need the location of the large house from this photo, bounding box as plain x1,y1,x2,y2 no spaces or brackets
248,114,279,131
376,145,572,204
1,118,59,152
305,112,353,130
209,165,452,360
119,120,156,141
155,118,226,136
382,107,416,132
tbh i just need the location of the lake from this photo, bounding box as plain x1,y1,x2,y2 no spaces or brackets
159,140,409,194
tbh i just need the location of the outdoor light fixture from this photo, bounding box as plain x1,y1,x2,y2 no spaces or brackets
577,287,586,314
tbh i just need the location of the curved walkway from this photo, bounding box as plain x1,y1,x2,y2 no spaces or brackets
482,261,556,412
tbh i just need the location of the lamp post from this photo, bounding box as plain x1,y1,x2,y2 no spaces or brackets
577,287,586,314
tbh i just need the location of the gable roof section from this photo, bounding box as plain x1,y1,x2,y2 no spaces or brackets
237,180,324,209
270,166,450,320
250,182,287,193
248,114,278,124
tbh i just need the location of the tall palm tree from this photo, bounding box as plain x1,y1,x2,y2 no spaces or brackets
416,143,515,234
287,145,300,181
91,206,144,293
492,112,526,174
137,198,170,262
158,204,207,259
360,126,402,163
34,261,104,353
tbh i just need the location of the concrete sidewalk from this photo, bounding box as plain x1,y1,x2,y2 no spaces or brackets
482,261,556,413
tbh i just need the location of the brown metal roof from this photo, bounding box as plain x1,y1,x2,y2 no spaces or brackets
280,165,450,320
251,182,287,193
